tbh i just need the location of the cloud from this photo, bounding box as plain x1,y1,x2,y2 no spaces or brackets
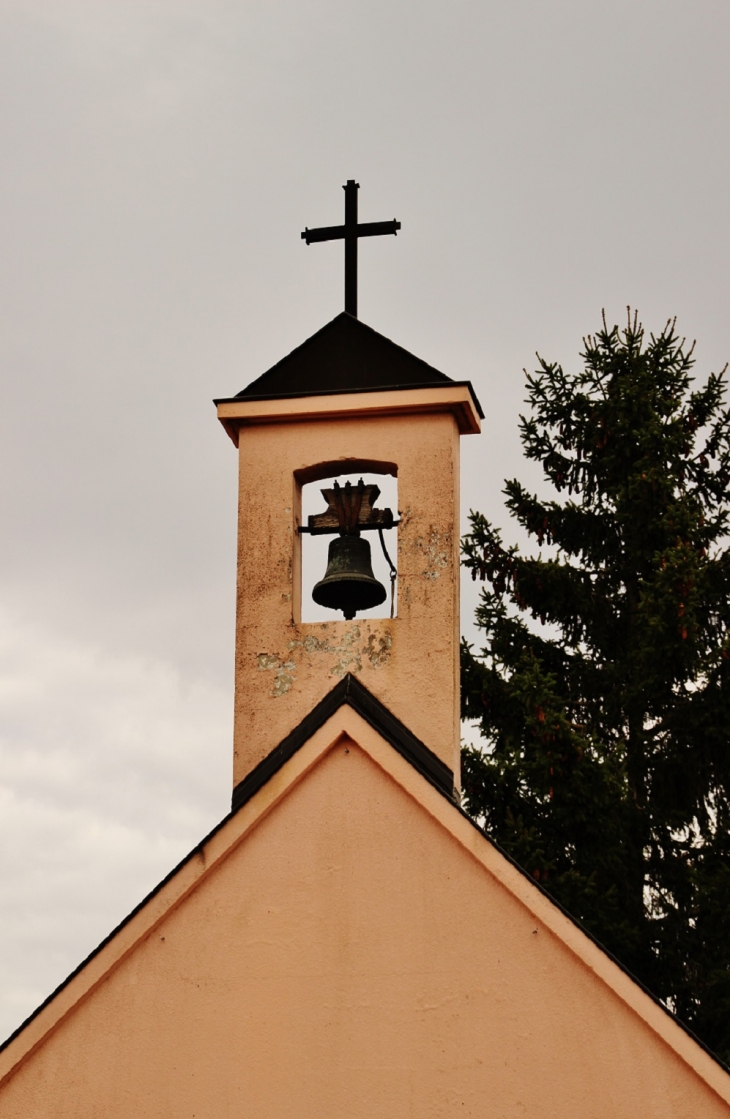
0,606,231,1041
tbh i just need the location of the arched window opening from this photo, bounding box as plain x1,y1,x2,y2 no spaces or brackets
300,471,398,624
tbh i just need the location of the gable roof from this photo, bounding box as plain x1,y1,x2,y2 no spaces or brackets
1,676,728,1105
214,312,484,416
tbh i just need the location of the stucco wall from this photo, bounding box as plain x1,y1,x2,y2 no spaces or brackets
1,737,727,1119
232,406,462,787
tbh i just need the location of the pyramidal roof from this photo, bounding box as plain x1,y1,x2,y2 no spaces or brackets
215,312,483,415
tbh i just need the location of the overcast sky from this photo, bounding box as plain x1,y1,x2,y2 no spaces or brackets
0,0,728,1041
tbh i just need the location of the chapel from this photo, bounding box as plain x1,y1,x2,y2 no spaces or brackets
1,186,729,1118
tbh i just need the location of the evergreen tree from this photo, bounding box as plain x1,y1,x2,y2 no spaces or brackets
461,311,730,1062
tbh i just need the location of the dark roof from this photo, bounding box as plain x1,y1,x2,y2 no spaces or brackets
215,312,483,417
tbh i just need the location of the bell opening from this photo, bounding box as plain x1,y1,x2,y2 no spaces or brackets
300,471,398,623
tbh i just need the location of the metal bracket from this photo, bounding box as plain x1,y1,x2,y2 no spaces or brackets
298,478,400,536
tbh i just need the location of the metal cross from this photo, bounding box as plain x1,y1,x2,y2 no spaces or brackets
301,180,401,318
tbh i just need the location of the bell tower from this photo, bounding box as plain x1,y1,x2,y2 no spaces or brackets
216,312,482,800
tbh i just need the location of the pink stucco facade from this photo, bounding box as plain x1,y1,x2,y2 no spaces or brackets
1,709,728,1118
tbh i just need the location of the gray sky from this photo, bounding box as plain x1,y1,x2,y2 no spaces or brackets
0,0,728,1040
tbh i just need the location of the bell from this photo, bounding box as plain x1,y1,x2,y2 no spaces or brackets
312,535,387,620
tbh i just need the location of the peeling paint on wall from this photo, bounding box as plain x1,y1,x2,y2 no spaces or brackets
289,626,364,677
364,632,392,667
257,653,297,696
415,527,451,580
257,623,394,697
272,664,296,696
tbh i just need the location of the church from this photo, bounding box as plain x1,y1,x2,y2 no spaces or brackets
1,185,729,1117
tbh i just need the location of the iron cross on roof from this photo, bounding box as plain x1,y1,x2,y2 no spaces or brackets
301,180,401,318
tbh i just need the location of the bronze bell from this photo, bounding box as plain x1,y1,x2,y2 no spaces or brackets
312,534,387,620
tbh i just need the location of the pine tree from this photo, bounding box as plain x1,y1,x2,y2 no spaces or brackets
461,311,730,1061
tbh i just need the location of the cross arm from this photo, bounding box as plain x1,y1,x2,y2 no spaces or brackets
301,224,345,244
301,219,401,245
356,219,401,238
